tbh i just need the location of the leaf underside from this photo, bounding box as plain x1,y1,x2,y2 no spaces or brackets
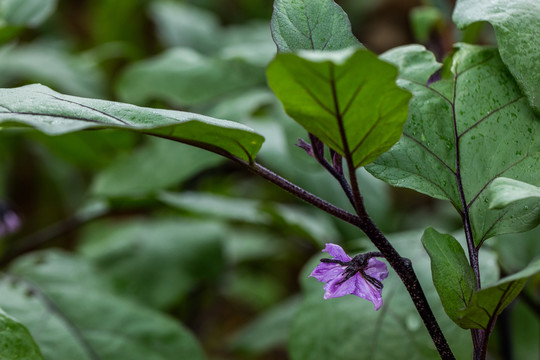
367,44,540,245
267,48,411,168
0,84,264,163
488,177,540,210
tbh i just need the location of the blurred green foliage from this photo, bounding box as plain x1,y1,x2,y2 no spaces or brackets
0,1,537,359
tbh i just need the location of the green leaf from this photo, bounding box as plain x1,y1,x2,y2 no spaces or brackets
148,1,220,52
367,44,540,244
271,0,361,52
453,0,540,113
421,228,476,325
0,250,207,360
0,307,43,359
267,48,411,168
91,138,223,198
289,230,474,360
0,43,105,98
116,47,264,107
456,258,540,329
0,0,57,27
489,177,540,209
0,84,264,163
78,218,225,309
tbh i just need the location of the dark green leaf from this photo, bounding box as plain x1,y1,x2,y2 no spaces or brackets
78,218,225,309
271,0,360,52
456,258,540,329
0,84,264,163
367,44,540,244
0,250,207,360
488,177,540,209
453,0,540,113
421,228,476,325
0,307,43,359
267,48,411,168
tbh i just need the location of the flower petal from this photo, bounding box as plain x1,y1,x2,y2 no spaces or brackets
309,263,345,283
365,258,389,282
323,274,356,299
322,243,351,262
353,274,384,310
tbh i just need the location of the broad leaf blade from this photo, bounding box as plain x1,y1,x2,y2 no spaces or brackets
0,84,264,163
456,258,540,329
0,308,43,359
0,0,57,27
453,0,540,113
271,0,360,52
421,228,476,325
267,48,411,168
367,44,540,244
489,177,540,209
0,250,207,360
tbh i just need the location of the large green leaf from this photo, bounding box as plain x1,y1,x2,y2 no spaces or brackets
271,0,360,52
367,44,540,244
78,218,225,309
453,0,540,113
0,250,206,360
91,138,223,198
116,47,264,107
0,0,57,27
456,258,540,329
0,307,43,359
289,230,475,360
488,177,540,209
421,228,476,326
267,48,411,168
0,84,264,163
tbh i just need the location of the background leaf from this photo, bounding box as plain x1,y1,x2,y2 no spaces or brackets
488,177,540,209
453,0,540,113
421,227,476,326
0,84,264,163
0,307,43,359
0,250,207,360
267,48,411,168
271,0,361,52
367,44,540,245
456,258,540,329
0,0,57,27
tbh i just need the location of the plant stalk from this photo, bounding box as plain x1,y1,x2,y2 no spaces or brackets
243,161,455,360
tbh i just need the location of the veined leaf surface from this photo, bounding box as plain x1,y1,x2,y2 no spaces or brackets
267,48,411,168
367,44,540,245
0,84,264,163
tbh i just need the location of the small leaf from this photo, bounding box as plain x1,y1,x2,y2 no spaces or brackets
271,0,361,52
453,0,540,113
0,84,264,163
0,307,43,359
367,44,540,244
489,177,540,209
421,228,476,325
267,48,411,168
456,258,540,329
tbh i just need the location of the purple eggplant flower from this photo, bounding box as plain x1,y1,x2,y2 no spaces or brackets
0,204,21,238
309,243,388,310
